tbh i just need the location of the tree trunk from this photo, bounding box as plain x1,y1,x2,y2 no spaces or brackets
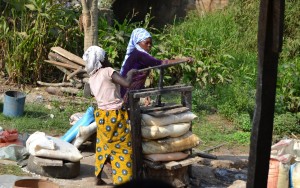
81,0,99,51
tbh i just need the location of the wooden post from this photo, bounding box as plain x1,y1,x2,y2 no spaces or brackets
128,92,143,179
181,89,193,181
247,0,284,187
181,90,192,110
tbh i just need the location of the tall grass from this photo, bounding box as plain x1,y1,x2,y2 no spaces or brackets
0,0,82,83
153,0,300,137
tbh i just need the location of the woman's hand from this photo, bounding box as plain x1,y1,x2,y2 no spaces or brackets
127,69,138,77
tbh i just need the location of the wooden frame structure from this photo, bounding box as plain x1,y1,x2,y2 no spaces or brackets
128,85,193,179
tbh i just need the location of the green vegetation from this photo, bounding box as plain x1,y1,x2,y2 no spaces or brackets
0,0,300,148
0,164,29,176
0,100,89,135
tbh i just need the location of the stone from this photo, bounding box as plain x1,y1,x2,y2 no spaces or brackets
228,180,247,188
211,159,234,168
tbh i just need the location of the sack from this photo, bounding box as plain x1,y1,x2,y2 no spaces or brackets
290,162,300,188
270,139,295,163
61,106,95,142
72,122,97,148
141,111,197,127
26,132,83,162
267,159,289,188
69,112,85,125
144,152,189,162
142,131,201,154
142,123,190,140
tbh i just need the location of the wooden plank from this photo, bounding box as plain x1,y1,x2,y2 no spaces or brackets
146,106,190,117
51,47,85,66
131,84,186,93
247,0,285,187
32,156,63,167
132,86,193,98
45,60,78,70
48,56,72,77
164,156,202,170
48,52,82,69
141,103,182,113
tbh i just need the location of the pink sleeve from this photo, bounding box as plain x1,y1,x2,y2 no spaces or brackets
104,67,116,79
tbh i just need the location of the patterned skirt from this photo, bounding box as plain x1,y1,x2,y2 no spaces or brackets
94,106,133,185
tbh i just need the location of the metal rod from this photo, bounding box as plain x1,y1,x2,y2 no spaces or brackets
137,60,187,72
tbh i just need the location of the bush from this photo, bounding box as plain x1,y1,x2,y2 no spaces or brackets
273,113,300,137
233,113,252,132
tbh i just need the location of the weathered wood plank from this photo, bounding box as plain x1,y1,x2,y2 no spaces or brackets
141,103,182,113
131,85,193,98
51,47,85,66
48,52,82,69
164,156,202,170
45,60,78,70
145,106,190,117
133,86,193,98
54,65,71,76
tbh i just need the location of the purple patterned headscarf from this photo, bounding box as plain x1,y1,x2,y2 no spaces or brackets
120,28,151,74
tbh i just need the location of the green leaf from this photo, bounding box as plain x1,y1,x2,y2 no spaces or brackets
25,4,36,11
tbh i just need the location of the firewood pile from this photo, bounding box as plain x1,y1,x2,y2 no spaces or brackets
39,47,89,96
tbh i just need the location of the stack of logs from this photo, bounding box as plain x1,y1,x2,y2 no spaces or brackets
39,47,88,96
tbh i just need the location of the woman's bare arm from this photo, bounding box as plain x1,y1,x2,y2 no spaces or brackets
111,69,137,88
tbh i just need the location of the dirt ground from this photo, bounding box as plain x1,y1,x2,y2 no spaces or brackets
0,77,249,187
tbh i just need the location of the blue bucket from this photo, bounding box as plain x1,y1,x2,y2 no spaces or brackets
3,90,26,117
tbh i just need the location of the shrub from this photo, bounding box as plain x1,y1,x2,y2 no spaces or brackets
273,113,300,137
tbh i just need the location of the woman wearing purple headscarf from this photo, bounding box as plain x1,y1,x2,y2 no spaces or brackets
120,28,193,105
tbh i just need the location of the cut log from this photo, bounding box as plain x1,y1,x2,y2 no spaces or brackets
45,60,78,70
60,87,80,95
37,81,83,89
48,52,82,69
45,87,63,96
51,47,85,66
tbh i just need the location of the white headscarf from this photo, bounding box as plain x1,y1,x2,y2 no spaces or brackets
120,28,151,74
83,46,106,76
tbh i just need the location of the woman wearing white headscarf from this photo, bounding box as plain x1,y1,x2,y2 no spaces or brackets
83,46,137,185
120,28,193,104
